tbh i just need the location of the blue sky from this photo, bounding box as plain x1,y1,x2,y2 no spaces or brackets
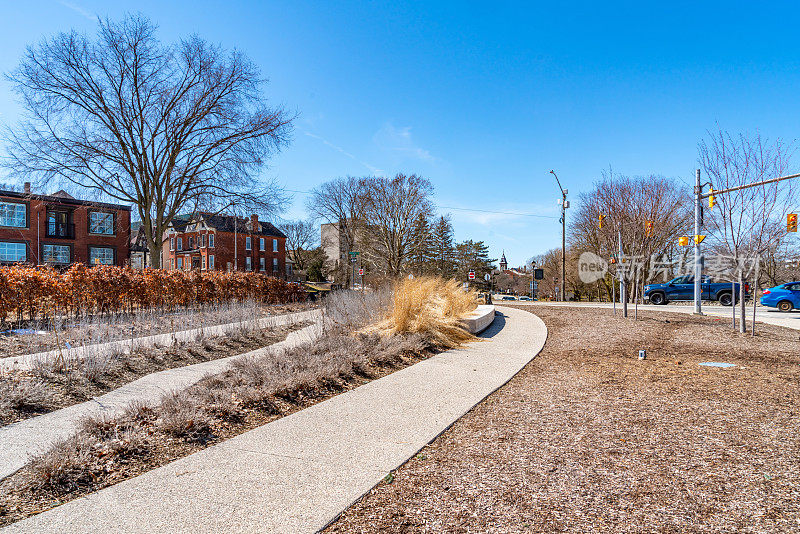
1,1,799,266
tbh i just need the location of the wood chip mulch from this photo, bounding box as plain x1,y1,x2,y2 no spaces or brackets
326,306,800,533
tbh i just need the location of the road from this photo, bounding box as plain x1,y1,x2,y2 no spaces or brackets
495,298,800,331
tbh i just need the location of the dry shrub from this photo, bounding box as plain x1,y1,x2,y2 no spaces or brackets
0,378,56,415
367,276,478,348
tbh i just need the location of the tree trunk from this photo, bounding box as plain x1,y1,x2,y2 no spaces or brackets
148,238,163,269
752,259,759,337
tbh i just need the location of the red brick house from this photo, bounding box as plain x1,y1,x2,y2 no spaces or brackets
164,212,288,277
0,184,131,266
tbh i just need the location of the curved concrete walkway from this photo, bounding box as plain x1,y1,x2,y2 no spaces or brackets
2,307,547,534
0,322,323,482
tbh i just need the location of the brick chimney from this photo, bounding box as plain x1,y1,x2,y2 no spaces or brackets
24,182,31,195
250,214,259,231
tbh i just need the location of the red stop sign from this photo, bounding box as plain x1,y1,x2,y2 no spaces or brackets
358,268,364,276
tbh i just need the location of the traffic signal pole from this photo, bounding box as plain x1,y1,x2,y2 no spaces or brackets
693,169,703,315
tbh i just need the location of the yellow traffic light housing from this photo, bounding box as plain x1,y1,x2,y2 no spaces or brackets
788,213,798,232
598,213,606,229
678,236,689,246
708,188,715,209
645,220,653,237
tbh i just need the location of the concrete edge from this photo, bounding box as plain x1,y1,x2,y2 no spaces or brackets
461,305,496,334
317,308,548,533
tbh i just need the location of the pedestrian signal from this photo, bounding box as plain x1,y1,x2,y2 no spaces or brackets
678,236,689,246
788,213,798,232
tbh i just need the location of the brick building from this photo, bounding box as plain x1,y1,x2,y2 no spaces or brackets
0,183,131,266
164,212,288,276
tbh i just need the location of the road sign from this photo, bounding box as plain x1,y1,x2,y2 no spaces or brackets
468,270,475,280
694,235,706,244
678,236,690,246
408,274,414,280
534,268,544,280
358,268,364,276
349,251,360,256
484,273,490,282
463,282,469,290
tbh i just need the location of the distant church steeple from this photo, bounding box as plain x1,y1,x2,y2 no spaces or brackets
499,251,508,272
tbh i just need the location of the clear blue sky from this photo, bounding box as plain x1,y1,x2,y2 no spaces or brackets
1,1,799,266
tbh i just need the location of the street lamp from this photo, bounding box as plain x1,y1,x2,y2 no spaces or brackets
550,170,568,302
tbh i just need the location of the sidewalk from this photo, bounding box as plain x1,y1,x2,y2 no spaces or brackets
2,306,547,533
0,322,322,482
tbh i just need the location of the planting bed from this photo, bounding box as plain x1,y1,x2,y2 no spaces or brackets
0,322,307,427
328,305,800,533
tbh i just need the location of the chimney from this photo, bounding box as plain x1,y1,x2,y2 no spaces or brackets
24,182,31,195
251,214,258,231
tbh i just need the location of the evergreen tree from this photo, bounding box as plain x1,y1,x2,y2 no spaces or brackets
407,214,434,274
431,215,455,277
453,240,495,281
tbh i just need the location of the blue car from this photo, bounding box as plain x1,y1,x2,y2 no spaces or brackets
760,282,800,312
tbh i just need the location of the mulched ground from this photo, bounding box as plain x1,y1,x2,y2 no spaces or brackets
327,305,800,533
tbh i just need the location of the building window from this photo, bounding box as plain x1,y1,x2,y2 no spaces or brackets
245,237,251,251
0,201,26,228
88,211,115,235
202,256,207,269
170,237,175,251
260,238,265,251
89,247,114,265
200,234,206,248
170,258,174,270
209,255,215,270
273,257,278,272
42,244,70,264
246,256,252,271
0,241,27,262
177,257,183,269
260,257,265,271
273,239,278,252
190,236,196,249
177,237,183,251
209,234,215,248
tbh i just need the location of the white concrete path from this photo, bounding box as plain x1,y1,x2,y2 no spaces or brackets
3,306,547,534
0,309,321,371
502,300,800,331
0,322,322,482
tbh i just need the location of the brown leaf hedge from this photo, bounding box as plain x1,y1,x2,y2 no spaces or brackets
0,265,306,323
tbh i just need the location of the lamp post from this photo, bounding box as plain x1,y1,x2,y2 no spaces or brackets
550,170,568,302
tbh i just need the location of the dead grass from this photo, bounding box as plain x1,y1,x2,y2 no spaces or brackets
327,305,800,533
0,328,432,526
0,323,303,427
367,277,478,348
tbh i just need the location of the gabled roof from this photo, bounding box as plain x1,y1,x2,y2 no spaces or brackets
167,212,286,238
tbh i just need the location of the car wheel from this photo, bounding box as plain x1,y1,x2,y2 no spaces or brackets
778,300,793,312
649,292,666,305
718,292,733,306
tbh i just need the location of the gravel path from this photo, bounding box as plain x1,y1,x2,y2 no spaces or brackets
328,305,800,533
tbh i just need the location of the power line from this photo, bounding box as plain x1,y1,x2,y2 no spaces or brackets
286,188,559,220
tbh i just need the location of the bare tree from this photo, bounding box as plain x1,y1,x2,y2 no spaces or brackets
4,15,292,267
306,176,366,286
280,219,317,271
699,128,795,333
360,173,434,276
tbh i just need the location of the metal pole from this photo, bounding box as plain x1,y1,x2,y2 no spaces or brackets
561,198,566,302
693,169,703,315
619,230,627,317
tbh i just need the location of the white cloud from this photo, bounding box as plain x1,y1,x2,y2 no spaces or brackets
373,123,437,163
57,0,94,20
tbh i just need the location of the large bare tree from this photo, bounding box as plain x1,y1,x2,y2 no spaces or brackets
699,128,795,332
361,173,434,277
4,15,293,267
280,219,317,271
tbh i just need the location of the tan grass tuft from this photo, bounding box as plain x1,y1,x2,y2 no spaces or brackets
366,277,478,348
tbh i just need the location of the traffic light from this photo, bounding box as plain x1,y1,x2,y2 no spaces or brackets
678,236,689,246
645,220,653,237
788,213,798,232
598,213,606,229
708,188,715,209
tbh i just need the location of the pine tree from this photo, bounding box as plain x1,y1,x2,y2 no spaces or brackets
408,214,434,274
453,239,495,280
431,215,455,277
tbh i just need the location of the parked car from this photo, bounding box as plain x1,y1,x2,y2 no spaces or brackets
501,295,517,301
644,275,747,306
760,282,800,311
518,296,532,301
